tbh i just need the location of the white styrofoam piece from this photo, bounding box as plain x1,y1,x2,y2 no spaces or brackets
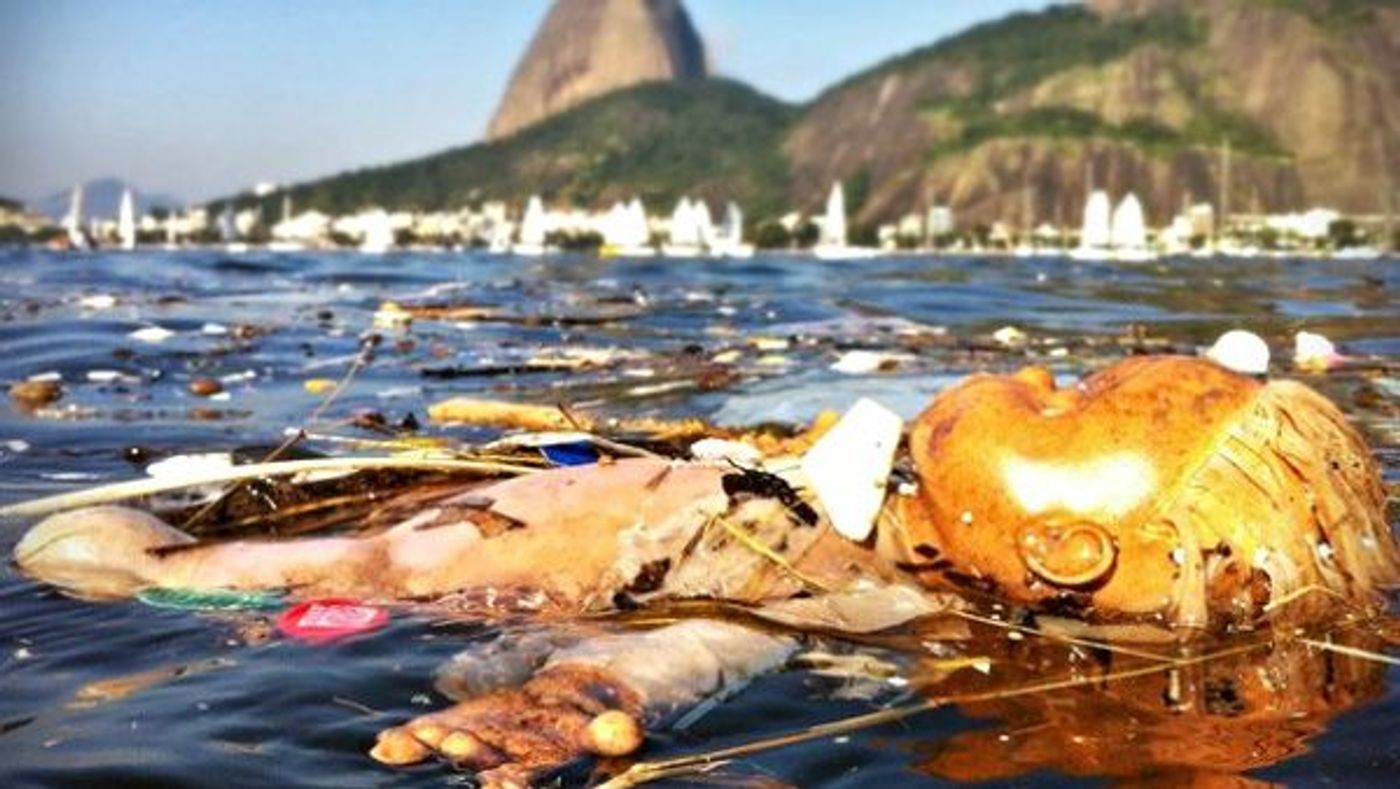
800,398,902,542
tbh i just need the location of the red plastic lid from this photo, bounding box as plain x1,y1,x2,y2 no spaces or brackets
276,598,389,644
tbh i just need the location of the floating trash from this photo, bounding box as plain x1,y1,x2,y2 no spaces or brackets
188,377,223,397
78,294,117,310
691,437,762,465
137,587,286,611
88,370,138,384
801,398,902,542
146,452,235,481
830,350,905,375
540,442,599,466
1294,331,1342,372
277,599,389,644
10,380,63,408
1206,330,1269,375
128,326,176,343
992,326,1026,347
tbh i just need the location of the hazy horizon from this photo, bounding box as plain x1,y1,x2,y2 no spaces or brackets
1,0,1055,205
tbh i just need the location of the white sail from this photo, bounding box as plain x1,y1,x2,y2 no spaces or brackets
625,198,650,248
711,201,754,258
723,202,744,244
218,207,236,242
63,185,88,248
1110,193,1148,250
692,200,715,248
821,182,848,248
118,188,137,250
359,209,395,253
519,195,547,247
1080,190,1112,249
668,198,698,247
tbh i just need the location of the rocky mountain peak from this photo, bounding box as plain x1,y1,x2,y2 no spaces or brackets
485,0,707,141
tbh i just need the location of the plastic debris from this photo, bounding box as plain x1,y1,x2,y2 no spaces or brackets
1294,331,1343,372
485,431,596,449
137,587,286,611
304,378,337,395
429,397,580,431
188,377,223,397
541,442,600,466
992,326,1026,347
830,350,905,375
711,349,743,365
78,294,117,310
1206,330,1270,375
691,437,763,466
146,452,235,481
373,301,412,329
277,598,389,644
749,337,790,352
10,380,63,409
800,398,903,542
128,325,176,343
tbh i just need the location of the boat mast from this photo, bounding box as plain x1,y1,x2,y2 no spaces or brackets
1218,138,1231,243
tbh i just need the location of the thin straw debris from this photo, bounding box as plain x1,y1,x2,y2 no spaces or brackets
0,457,539,519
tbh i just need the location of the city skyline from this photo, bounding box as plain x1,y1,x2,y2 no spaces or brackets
1,0,1053,204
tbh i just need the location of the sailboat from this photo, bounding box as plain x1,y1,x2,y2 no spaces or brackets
512,195,552,256
219,206,249,253
601,198,656,258
711,201,755,258
359,209,395,254
1070,190,1113,260
62,185,90,249
117,188,137,250
268,193,306,251
1109,193,1156,262
662,198,703,257
812,182,877,260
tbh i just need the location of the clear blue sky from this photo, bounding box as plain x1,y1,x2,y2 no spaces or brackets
0,0,1056,203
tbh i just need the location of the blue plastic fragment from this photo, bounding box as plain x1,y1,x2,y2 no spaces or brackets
540,441,599,466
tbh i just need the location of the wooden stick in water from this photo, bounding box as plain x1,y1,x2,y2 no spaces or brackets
0,457,538,518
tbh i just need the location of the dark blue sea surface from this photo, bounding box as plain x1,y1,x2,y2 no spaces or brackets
1,248,1397,787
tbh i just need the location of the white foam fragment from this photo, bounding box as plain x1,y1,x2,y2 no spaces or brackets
486,431,596,449
78,294,117,310
830,350,902,375
146,453,235,481
992,326,1026,346
1205,330,1269,375
800,398,903,542
128,325,176,343
87,370,137,384
1294,330,1341,371
201,322,229,336
690,438,762,466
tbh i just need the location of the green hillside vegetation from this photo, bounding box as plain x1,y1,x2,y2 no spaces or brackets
857,6,1281,162
926,104,1286,161
821,6,1201,105
1264,0,1400,31
223,79,794,220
